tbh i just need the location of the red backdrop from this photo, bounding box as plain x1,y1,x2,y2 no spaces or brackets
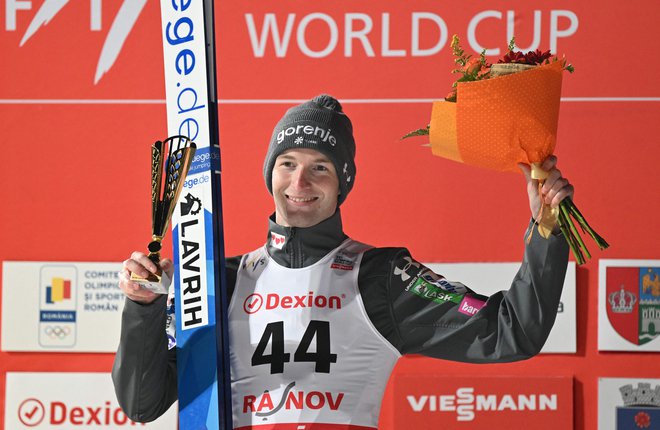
1,0,659,429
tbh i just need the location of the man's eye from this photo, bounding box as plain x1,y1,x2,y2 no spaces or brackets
314,165,328,171
280,161,295,168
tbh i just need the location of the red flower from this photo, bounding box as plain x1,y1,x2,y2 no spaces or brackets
464,57,482,74
635,411,651,429
477,68,490,79
499,50,525,63
524,49,553,65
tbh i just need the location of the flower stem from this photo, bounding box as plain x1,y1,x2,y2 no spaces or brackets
564,198,610,250
560,201,592,260
554,197,608,265
557,209,585,265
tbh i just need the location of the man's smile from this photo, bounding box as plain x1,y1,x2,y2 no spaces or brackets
286,195,318,204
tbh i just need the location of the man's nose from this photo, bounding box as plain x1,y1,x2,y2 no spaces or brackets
291,167,311,188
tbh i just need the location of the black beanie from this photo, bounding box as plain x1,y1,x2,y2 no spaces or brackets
263,94,356,205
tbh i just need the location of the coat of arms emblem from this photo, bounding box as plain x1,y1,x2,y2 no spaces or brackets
616,383,660,429
606,267,660,346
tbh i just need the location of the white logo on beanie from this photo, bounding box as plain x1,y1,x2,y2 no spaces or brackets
276,125,337,146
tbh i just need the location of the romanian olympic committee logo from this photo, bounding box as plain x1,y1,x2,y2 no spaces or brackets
39,265,77,348
43,325,72,339
40,266,77,310
45,277,72,304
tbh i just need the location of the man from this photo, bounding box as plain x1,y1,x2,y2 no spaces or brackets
113,95,572,428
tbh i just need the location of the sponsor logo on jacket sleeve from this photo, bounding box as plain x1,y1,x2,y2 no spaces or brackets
458,296,486,316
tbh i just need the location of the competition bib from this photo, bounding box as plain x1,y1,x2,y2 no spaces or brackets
228,240,400,429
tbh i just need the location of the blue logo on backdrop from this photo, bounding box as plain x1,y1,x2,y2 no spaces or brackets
40,311,76,322
188,147,220,175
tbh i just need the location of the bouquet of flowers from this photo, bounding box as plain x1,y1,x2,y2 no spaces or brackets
403,36,608,264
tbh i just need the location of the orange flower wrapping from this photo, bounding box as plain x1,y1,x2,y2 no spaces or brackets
407,38,608,264
430,61,564,172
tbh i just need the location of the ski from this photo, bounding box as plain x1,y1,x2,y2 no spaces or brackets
159,0,232,428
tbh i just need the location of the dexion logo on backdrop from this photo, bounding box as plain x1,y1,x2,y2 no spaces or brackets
6,372,177,428
5,0,148,83
17,398,145,427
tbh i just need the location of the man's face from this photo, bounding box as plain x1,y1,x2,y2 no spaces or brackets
272,148,339,228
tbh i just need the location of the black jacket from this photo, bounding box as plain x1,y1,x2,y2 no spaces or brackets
112,210,569,422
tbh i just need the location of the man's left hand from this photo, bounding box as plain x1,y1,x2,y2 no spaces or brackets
518,155,575,225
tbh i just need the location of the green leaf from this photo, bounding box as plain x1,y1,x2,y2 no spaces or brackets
479,49,488,66
401,125,430,140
